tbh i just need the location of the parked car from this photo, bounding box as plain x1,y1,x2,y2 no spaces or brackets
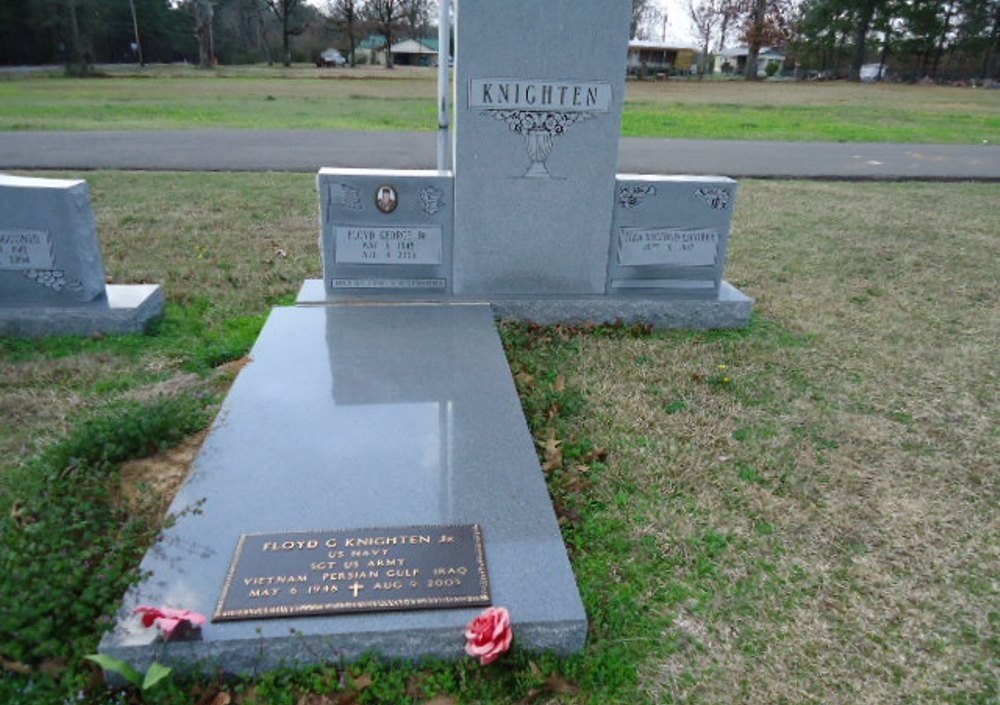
317,49,346,67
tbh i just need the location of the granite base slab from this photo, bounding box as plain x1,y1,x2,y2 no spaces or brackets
295,279,752,329
99,304,586,677
0,284,164,337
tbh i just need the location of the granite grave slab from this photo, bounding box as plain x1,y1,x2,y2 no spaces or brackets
99,305,587,674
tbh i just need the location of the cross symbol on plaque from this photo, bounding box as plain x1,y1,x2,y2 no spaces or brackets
349,582,365,598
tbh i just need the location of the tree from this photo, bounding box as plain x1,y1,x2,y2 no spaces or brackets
689,0,722,74
716,0,741,50
214,0,274,64
799,0,891,80
399,0,432,40
263,0,304,66
737,0,793,78
630,0,654,39
328,0,364,65
367,0,402,67
190,0,214,67
962,0,1000,79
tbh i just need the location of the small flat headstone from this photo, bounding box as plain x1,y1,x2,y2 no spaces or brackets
318,169,453,295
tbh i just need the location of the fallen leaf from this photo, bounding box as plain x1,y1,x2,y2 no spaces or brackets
537,431,563,472
406,675,426,699
545,674,580,694
1,660,32,675
553,375,566,392
350,673,373,690
232,686,258,704
38,659,67,676
208,692,232,705
421,695,459,705
297,694,334,705
581,447,608,463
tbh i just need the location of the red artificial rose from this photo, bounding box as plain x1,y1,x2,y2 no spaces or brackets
464,606,513,665
134,605,207,641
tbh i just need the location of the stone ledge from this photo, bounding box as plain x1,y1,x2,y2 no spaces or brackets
0,284,165,337
295,279,752,330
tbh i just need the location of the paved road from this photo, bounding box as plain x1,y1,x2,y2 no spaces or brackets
1,129,998,180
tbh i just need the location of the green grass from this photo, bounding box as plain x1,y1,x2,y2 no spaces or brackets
0,77,436,131
1,70,998,142
0,173,996,704
622,101,999,142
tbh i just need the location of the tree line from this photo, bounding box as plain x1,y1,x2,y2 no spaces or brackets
0,0,437,71
1,0,996,81
680,0,998,81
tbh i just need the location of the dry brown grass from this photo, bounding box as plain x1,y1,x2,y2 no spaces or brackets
0,174,995,702
625,78,1000,112
565,181,998,703
0,172,318,476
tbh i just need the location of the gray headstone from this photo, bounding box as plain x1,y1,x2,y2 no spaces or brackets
318,169,453,295
452,0,631,294
608,175,738,297
0,174,165,337
0,174,106,305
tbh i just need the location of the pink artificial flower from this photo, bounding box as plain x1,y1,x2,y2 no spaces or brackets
464,606,513,665
134,605,207,641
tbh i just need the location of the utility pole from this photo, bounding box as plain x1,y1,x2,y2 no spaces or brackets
128,0,144,66
437,0,451,171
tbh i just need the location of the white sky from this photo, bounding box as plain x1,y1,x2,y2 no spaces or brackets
308,0,702,47
645,0,699,47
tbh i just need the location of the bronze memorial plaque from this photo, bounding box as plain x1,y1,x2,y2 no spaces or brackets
214,524,490,621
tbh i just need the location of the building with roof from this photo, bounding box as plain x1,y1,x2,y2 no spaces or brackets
714,46,786,77
627,39,697,75
389,37,439,67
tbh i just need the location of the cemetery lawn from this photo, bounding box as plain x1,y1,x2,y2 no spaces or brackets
0,68,998,143
0,172,997,704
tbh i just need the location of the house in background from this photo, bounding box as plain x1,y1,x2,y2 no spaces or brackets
627,39,697,75
714,46,786,76
389,37,439,66
356,35,387,65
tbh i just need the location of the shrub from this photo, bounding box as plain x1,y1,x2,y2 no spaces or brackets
0,395,213,667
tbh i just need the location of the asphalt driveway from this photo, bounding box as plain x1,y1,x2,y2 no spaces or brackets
1,129,998,180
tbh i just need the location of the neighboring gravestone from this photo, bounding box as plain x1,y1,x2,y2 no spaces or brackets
0,174,164,336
